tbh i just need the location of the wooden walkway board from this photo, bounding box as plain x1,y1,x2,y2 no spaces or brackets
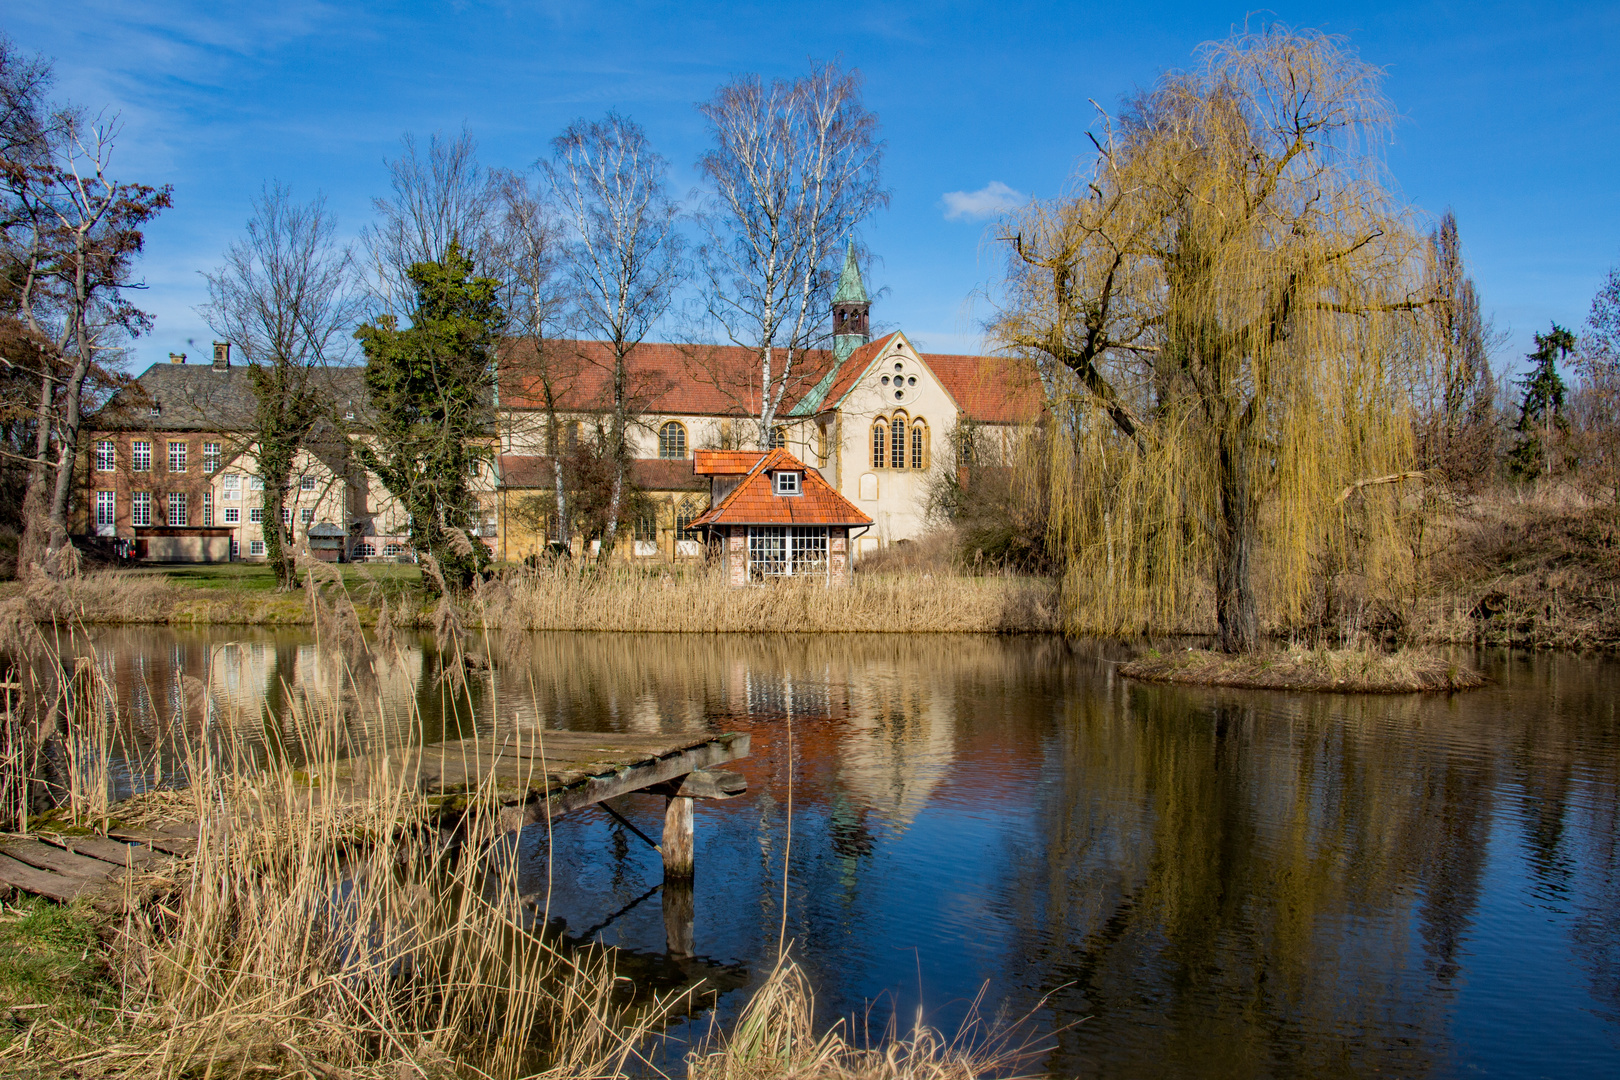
387,731,751,819
0,834,171,904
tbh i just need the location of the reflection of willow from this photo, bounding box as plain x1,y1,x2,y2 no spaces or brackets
1007,682,1513,1078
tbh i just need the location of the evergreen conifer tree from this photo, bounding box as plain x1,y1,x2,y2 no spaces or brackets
1509,324,1575,479
356,241,501,591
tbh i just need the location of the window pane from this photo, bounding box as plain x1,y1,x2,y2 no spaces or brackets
169,441,187,472
911,422,925,469
96,441,115,472
891,418,905,467
202,491,213,526
203,442,220,472
871,422,886,468
658,422,686,459
748,526,788,580
96,491,116,527
132,492,151,527
790,527,828,575
168,492,187,527
132,442,150,471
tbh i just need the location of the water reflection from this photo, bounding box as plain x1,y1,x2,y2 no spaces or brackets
76,628,1620,1078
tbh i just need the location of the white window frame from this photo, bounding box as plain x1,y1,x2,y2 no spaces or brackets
131,491,151,527
168,492,188,527
299,475,316,491
300,507,314,524
201,491,213,527
95,441,115,472
203,442,221,473
168,441,187,473
747,525,828,580
95,490,116,528
773,471,801,496
250,539,265,557
249,507,263,524
224,506,240,524
132,441,151,472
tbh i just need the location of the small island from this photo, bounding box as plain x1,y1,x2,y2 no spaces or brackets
1121,646,1489,693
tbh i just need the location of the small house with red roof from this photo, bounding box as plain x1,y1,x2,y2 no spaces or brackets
690,448,871,585
493,245,1043,563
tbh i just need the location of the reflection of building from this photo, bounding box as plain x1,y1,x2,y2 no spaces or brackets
836,665,956,827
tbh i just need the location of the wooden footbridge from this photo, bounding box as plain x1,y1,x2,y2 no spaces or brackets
0,728,752,950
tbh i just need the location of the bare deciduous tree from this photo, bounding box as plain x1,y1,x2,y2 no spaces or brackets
545,112,684,556
203,185,362,589
365,128,496,314
695,62,886,446
7,107,170,575
490,168,576,548
1415,210,1501,489
995,27,1428,652
1573,266,1620,510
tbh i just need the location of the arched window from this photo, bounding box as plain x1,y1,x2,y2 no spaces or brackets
675,496,701,540
658,421,687,459
871,420,887,468
890,410,907,469
911,418,928,469
768,426,786,449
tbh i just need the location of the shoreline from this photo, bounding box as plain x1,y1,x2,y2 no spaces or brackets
1120,646,1490,693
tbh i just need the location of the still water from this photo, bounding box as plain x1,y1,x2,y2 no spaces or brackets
83,628,1620,1078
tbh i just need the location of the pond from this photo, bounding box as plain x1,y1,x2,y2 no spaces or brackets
73,627,1620,1078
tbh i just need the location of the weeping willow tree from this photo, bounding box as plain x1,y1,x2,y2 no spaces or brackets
995,27,1430,652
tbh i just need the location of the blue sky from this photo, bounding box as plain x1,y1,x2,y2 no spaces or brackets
8,1,1619,374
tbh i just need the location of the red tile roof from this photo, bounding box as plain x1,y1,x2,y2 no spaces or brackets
498,339,839,416
919,352,1045,424
692,449,872,528
498,455,706,492
498,335,1044,426
692,450,765,476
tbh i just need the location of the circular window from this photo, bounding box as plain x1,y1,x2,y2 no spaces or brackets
893,362,903,372
907,376,916,386
881,375,890,385
894,389,903,400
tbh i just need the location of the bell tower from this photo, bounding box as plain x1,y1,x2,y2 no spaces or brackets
832,240,870,362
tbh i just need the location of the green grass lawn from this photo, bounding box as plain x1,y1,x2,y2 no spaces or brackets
125,561,424,597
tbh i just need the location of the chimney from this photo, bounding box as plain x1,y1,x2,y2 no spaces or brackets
212,341,231,370
169,352,186,364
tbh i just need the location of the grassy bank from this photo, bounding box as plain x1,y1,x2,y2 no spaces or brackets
2,561,1062,635
1121,645,1488,693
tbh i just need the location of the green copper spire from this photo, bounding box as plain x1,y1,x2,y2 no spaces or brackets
832,240,871,362
833,239,868,304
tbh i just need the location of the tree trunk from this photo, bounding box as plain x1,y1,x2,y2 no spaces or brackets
260,462,296,590
18,370,55,576
44,347,93,573
1214,438,1260,654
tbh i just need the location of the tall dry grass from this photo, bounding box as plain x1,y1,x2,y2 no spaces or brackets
471,562,1060,635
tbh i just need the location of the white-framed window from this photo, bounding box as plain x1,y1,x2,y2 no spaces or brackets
299,475,316,491
131,491,151,527
747,525,828,580
384,542,404,556
773,471,801,496
201,491,213,526
168,492,188,527
300,507,314,524
250,540,265,556
224,506,240,524
95,441,115,472
95,491,116,528
354,542,376,558
249,507,263,524
168,441,187,473
249,475,264,490
282,507,293,526
203,442,220,473
132,441,151,472
222,473,240,500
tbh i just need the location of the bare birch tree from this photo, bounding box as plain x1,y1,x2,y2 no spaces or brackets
1574,266,1620,509
1415,210,1500,488
545,112,683,556
202,185,362,589
7,109,169,575
996,27,1428,652
695,62,886,446
490,168,576,547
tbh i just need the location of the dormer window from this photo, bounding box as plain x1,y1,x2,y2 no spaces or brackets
774,471,801,496
149,401,161,417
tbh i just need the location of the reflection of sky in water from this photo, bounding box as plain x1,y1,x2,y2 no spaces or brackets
74,628,1620,1078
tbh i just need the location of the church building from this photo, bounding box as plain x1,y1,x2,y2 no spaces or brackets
493,246,1042,563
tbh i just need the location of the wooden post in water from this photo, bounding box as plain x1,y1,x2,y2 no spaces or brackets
663,880,695,957
662,795,694,880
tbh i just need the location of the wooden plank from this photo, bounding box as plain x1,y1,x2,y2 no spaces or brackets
0,853,83,903
45,835,159,869
510,735,752,825
108,832,197,858
0,839,120,882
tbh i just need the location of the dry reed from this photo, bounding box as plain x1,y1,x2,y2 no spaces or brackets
472,563,1059,635
1120,643,1487,693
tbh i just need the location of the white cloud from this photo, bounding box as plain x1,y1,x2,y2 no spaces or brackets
940,180,1026,221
